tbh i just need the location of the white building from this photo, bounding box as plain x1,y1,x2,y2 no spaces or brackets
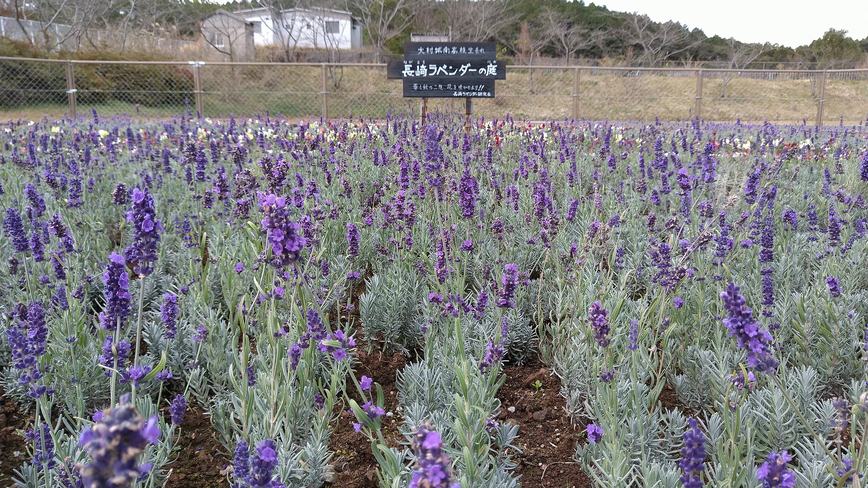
233,7,362,50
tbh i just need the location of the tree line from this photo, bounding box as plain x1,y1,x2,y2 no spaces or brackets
2,0,866,68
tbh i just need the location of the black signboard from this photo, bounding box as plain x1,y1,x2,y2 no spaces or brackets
404,80,495,98
388,41,504,99
404,42,497,60
387,59,506,80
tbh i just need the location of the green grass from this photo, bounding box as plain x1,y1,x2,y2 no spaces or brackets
2,68,865,123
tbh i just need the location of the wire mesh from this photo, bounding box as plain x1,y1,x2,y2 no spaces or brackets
0,58,68,119
0,57,865,125
701,70,820,124
824,70,868,125
65,62,196,118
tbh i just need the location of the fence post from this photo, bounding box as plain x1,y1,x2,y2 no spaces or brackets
192,62,204,116
815,70,827,128
572,67,580,120
321,63,328,120
694,69,703,121
65,60,77,119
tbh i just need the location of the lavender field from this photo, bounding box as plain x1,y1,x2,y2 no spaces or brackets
0,113,866,488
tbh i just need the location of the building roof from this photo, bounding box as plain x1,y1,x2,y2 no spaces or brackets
207,9,253,25
233,6,354,18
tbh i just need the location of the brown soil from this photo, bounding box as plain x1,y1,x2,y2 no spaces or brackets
164,405,230,488
0,388,28,486
498,360,593,488
328,342,407,488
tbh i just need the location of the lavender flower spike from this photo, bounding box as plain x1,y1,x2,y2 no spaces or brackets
679,418,705,488
124,187,162,277
720,283,778,373
756,451,796,488
409,425,460,488
99,253,132,330
77,395,160,488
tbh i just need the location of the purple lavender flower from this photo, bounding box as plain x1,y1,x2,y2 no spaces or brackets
235,262,245,273
125,187,162,277
193,324,208,343
126,364,152,386
434,234,449,283
761,268,774,317
360,375,373,391
53,285,69,311
258,192,306,269
861,151,868,181
232,439,283,488
497,263,519,308
409,425,459,488
25,183,46,218
362,401,385,420
479,341,504,372
828,204,841,248
98,335,131,377
837,457,855,485
720,283,778,374
759,212,774,263
160,292,179,339
112,183,128,205
233,441,250,485
782,208,798,231
99,253,132,330
7,302,48,397
77,396,160,488
3,207,30,253
458,168,478,218
586,423,604,444
679,418,705,488
319,330,355,361
826,276,842,297
566,199,579,222
628,319,639,351
744,168,761,204
756,451,796,488
25,423,55,469
169,394,187,426
346,222,360,257
587,301,611,347
30,225,45,262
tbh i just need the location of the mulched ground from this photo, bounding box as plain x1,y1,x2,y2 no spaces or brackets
328,341,407,488
0,387,28,486
164,405,230,487
498,360,593,488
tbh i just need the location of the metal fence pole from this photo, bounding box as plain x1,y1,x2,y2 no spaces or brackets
321,63,328,119
815,70,827,127
65,60,77,119
694,69,703,121
573,67,580,120
192,62,204,116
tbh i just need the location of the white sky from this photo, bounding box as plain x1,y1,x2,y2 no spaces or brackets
592,0,868,47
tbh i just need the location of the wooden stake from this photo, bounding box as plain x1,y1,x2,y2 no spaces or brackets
421,97,428,126
464,97,472,134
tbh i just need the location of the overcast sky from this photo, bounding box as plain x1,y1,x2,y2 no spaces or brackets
592,0,867,47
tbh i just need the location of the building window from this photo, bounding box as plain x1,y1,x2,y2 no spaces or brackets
325,21,339,34
251,21,262,34
208,32,224,48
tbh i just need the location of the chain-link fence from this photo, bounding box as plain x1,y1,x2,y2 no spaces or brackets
1,56,866,124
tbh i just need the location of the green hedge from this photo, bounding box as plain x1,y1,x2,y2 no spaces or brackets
0,39,193,109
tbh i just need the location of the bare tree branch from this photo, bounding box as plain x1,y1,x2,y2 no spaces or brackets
622,14,701,66
345,0,417,62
